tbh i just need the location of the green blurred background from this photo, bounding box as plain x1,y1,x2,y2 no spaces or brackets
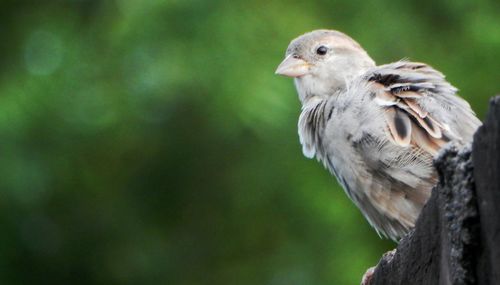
0,0,498,284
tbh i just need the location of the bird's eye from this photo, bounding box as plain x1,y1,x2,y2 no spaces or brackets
316,46,328,55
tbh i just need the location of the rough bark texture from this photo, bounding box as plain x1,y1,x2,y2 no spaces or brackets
472,96,500,285
368,96,500,285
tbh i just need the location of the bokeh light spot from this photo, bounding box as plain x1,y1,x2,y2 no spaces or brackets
24,30,64,76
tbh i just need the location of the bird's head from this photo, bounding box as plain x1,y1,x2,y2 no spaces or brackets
276,30,375,101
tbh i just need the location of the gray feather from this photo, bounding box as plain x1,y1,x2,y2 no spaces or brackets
298,61,480,240
281,30,481,241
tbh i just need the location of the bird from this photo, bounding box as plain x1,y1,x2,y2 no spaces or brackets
275,29,481,241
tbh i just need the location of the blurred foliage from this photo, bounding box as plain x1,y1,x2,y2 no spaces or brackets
0,0,498,284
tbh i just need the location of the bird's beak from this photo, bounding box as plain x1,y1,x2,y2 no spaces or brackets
275,55,311,77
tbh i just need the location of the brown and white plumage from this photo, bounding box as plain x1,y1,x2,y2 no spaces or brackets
276,30,481,240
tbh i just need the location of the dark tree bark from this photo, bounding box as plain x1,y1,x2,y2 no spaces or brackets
367,96,500,285
472,96,500,285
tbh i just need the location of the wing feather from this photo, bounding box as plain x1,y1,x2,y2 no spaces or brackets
369,60,481,154
402,98,428,118
384,107,411,146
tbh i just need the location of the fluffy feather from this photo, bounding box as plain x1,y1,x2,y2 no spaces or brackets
277,30,481,240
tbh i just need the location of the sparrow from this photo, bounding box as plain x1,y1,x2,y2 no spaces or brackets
275,29,481,241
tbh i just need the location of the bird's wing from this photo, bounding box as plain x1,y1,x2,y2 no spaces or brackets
366,61,481,155
337,61,481,240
